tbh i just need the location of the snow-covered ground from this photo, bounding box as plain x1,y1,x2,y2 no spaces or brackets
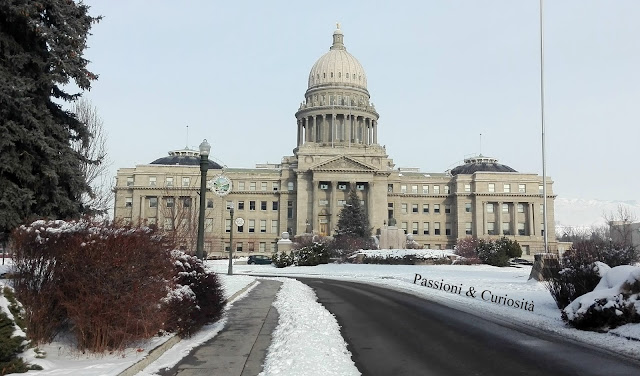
209,260,640,361
3,259,640,375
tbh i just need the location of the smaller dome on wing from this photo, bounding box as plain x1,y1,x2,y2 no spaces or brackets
450,155,516,176
150,148,222,169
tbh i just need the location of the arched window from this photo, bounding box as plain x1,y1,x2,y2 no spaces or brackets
346,73,349,78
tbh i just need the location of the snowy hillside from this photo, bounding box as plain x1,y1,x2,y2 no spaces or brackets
554,197,640,228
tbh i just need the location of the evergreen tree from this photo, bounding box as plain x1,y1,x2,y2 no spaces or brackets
335,189,371,238
0,1,101,240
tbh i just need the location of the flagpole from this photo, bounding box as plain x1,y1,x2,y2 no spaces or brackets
540,0,549,253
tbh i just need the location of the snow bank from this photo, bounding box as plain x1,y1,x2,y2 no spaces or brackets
259,279,359,376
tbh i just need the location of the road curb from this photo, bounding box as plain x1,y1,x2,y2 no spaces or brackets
118,279,260,376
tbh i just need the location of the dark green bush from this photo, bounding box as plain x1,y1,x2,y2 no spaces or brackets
272,251,294,268
163,251,226,337
296,243,329,266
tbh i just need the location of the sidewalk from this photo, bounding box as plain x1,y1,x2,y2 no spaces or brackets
158,279,282,376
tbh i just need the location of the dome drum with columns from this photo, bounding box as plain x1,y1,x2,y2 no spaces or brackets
113,26,560,259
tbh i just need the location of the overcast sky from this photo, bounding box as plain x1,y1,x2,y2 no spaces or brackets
80,0,639,203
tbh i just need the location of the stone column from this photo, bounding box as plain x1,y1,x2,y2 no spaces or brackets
297,119,302,147
512,201,518,236
483,202,487,235
530,202,536,237
497,201,503,236
373,120,377,144
330,181,337,234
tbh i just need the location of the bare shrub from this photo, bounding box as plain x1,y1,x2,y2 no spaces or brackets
454,237,480,264
11,219,175,352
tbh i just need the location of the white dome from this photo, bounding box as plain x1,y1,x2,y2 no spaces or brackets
307,28,367,90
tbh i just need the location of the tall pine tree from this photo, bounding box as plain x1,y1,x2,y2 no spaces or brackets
335,189,371,238
0,1,101,241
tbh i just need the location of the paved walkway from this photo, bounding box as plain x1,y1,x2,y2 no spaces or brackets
159,279,282,376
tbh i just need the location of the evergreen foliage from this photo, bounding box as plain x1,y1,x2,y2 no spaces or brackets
0,1,101,241
476,237,522,267
272,250,294,268
335,189,371,238
295,243,330,266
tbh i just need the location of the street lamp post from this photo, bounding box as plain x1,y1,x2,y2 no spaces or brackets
196,139,211,260
228,204,235,275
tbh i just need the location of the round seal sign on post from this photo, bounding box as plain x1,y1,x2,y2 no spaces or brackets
208,175,232,196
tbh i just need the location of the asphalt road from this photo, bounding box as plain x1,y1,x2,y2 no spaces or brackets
297,278,640,376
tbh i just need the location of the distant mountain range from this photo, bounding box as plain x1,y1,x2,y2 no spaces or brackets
554,198,640,229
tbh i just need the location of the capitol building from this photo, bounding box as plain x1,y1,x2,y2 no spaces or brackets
113,27,557,258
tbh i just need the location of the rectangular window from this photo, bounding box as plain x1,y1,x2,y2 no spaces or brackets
207,199,214,208
225,219,231,233
205,218,213,232
261,182,267,191
259,242,266,252
272,201,279,210
465,203,472,213
288,182,294,191
237,242,243,253
337,200,346,207
125,197,133,208
272,182,279,191
182,177,190,187
147,217,157,226
518,222,526,236
238,201,245,210
164,218,173,230
182,197,191,208
149,176,157,187
487,203,494,213
388,184,394,193
423,222,429,235
166,197,174,208
518,184,526,193
502,203,509,213
261,201,267,211
488,183,495,193
445,204,451,214
127,176,134,187
540,204,544,214
238,181,245,190
250,182,256,191
412,222,419,235
249,219,255,233
465,222,472,235
338,183,347,190
226,200,233,209
271,220,278,234
445,222,452,236
502,222,511,235
237,224,243,233
287,201,294,219
434,222,441,235
320,183,329,190
517,203,524,213
539,184,544,194
503,184,510,193
401,185,407,193
444,185,450,194
434,204,440,214
411,185,418,194
260,220,267,233
422,204,429,214
148,196,158,208
248,242,255,252
224,242,230,253
412,204,418,213
250,201,256,211
165,177,173,187
319,199,328,206
487,222,496,235
433,185,440,195
356,183,365,191
422,185,429,194
464,183,471,192
401,203,408,214
401,222,408,234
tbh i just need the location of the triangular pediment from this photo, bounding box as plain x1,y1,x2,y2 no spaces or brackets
310,156,377,172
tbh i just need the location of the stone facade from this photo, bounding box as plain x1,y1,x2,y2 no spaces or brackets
113,26,557,259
